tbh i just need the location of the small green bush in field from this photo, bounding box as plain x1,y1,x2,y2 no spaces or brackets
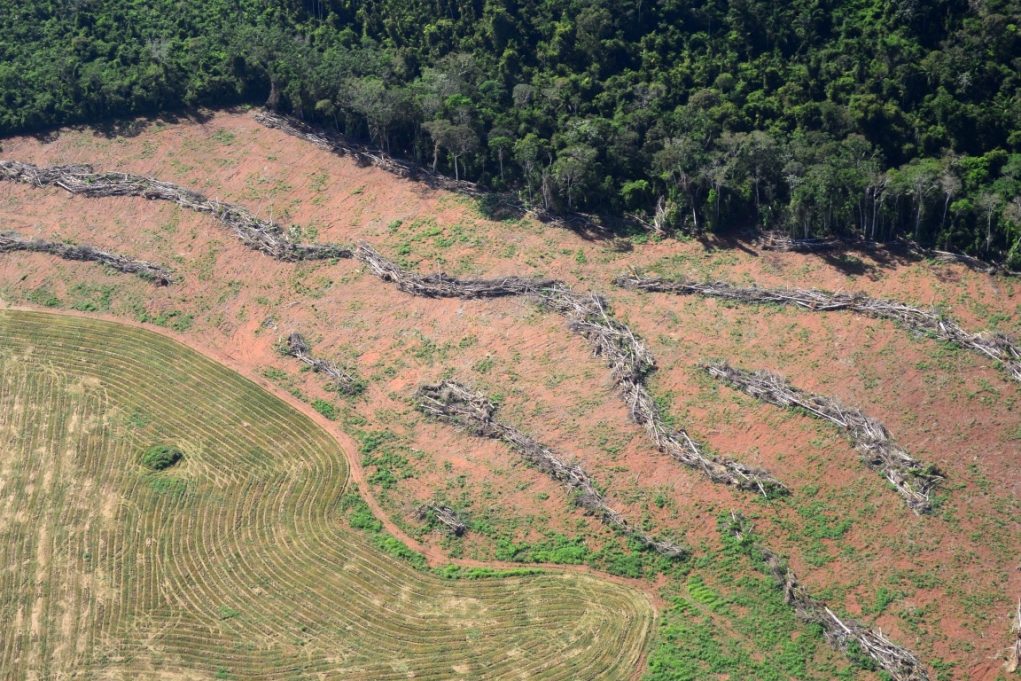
141,444,183,470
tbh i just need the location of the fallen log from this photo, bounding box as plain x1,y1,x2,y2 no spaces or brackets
416,380,688,559
0,231,172,285
354,244,786,496
0,160,351,262
756,231,1018,276
416,504,468,537
705,362,943,513
1008,598,1021,673
283,332,362,395
618,274,1021,385
728,512,931,681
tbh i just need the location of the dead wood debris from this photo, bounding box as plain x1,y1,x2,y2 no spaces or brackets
415,380,688,559
354,242,786,495
354,243,556,298
1008,599,1021,673
728,513,931,681
0,157,783,493
0,160,351,262
705,362,943,513
536,285,788,497
416,504,468,537
0,231,172,285
757,231,1017,276
618,274,1021,384
283,333,362,394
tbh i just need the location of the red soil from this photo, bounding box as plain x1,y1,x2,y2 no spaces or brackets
1,109,1019,678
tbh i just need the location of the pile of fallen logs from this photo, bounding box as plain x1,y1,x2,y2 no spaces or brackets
757,232,843,253
354,243,555,298
1008,599,1021,673
0,231,172,285
415,380,688,559
756,231,1017,276
537,285,787,496
0,160,351,261
283,333,362,395
416,504,467,537
0,157,785,494
728,512,930,681
705,362,943,513
618,274,1021,384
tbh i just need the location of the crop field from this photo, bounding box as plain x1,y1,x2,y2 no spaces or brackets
0,309,653,679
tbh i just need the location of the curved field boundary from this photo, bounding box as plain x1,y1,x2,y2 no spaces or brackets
0,231,172,284
0,309,654,680
0,159,785,496
618,274,1021,385
705,362,943,514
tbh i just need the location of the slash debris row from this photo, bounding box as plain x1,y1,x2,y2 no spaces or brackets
358,241,786,495
757,231,1018,276
415,380,687,559
618,274,1021,384
284,332,362,395
0,157,784,494
728,513,931,681
0,160,351,261
1,231,172,285
705,362,943,513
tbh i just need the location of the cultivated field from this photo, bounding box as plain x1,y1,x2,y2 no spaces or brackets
0,309,653,679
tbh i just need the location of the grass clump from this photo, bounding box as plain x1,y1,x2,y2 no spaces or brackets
141,444,183,470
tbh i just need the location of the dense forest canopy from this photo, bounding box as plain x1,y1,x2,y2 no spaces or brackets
2,0,1019,262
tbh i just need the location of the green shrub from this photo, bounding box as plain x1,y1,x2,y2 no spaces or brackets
312,399,337,420
141,444,183,470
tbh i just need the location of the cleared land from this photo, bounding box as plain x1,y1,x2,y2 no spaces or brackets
0,309,653,679
1,110,1019,679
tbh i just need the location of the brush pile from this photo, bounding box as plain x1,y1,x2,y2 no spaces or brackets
350,245,786,494
756,231,1016,276
619,274,1021,384
284,333,362,394
728,513,930,681
705,362,942,513
415,380,688,559
1008,599,1021,673
0,160,351,261
354,243,556,298
757,232,843,253
0,231,172,285
537,286,787,496
416,504,467,537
